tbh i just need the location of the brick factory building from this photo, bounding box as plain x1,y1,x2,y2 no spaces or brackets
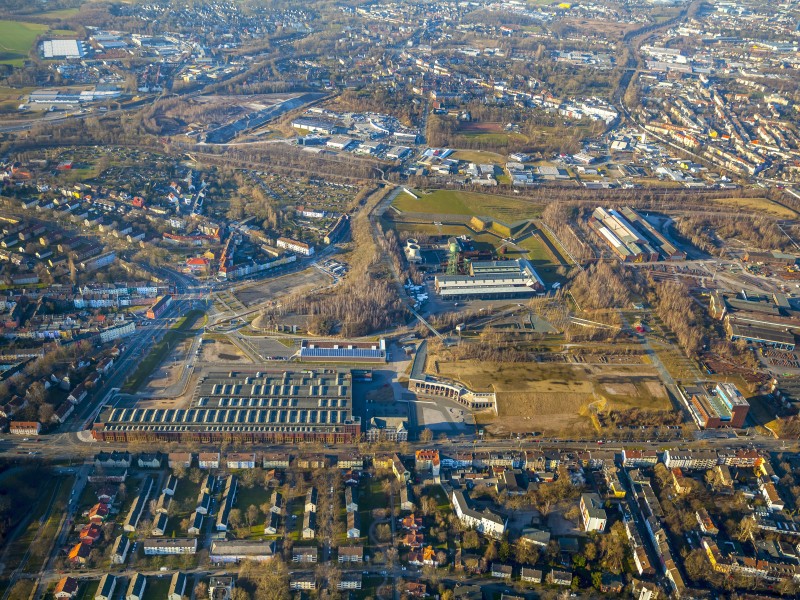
91,369,360,443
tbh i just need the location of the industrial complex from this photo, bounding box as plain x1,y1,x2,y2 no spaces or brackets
589,206,685,262
434,259,545,300
91,369,361,443
296,339,387,363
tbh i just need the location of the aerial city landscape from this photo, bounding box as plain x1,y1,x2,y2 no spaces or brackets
1,0,800,598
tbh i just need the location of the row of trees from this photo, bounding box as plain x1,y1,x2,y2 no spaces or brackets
652,279,704,357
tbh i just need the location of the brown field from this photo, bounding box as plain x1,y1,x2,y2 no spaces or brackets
434,359,670,434
711,197,797,218
456,122,504,134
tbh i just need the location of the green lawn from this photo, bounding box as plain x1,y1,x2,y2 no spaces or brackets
165,480,201,537
75,580,99,600
0,21,49,66
38,8,82,20
393,189,542,222
141,576,171,600
519,236,558,266
423,485,451,514
235,485,271,512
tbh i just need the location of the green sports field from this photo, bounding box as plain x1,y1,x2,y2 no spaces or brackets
0,20,49,66
392,189,543,221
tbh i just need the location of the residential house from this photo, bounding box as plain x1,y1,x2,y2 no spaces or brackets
549,570,572,586
88,503,110,523
138,453,163,469
289,575,316,591
580,493,607,533
491,563,513,579
337,453,364,470
405,583,427,598
94,451,132,468
338,546,363,563
262,453,290,469
269,491,283,515
519,527,550,548
8,421,42,435
123,477,153,532
451,490,506,537
337,573,362,590
415,449,441,477
292,546,318,563
79,523,103,544
216,475,237,531
520,567,543,584
345,487,358,513
142,538,197,555
152,513,169,536
95,575,116,600
393,454,410,483
347,511,361,538
155,492,172,515
197,491,211,515
111,535,129,564
305,487,318,512
168,573,187,600
68,542,91,565
54,577,79,600
188,512,203,536
226,453,256,469
264,512,280,535
303,511,316,539
163,475,178,497
199,452,220,469
126,573,147,600
168,453,192,469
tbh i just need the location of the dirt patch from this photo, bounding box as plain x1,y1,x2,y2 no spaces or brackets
601,383,637,397
436,359,671,434
457,122,503,134
200,339,250,363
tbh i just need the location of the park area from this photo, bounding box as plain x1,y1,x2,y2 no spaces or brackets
430,358,671,435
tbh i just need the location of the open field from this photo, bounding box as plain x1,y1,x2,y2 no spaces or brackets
711,197,797,218
434,359,670,434
233,268,329,307
37,8,82,20
0,20,49,66
393,189,543,221
450,150,507,163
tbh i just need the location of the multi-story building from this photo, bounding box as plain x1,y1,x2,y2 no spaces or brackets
580,493,607,532
451,490,506,537
276,237,314,256
142,538,197,555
